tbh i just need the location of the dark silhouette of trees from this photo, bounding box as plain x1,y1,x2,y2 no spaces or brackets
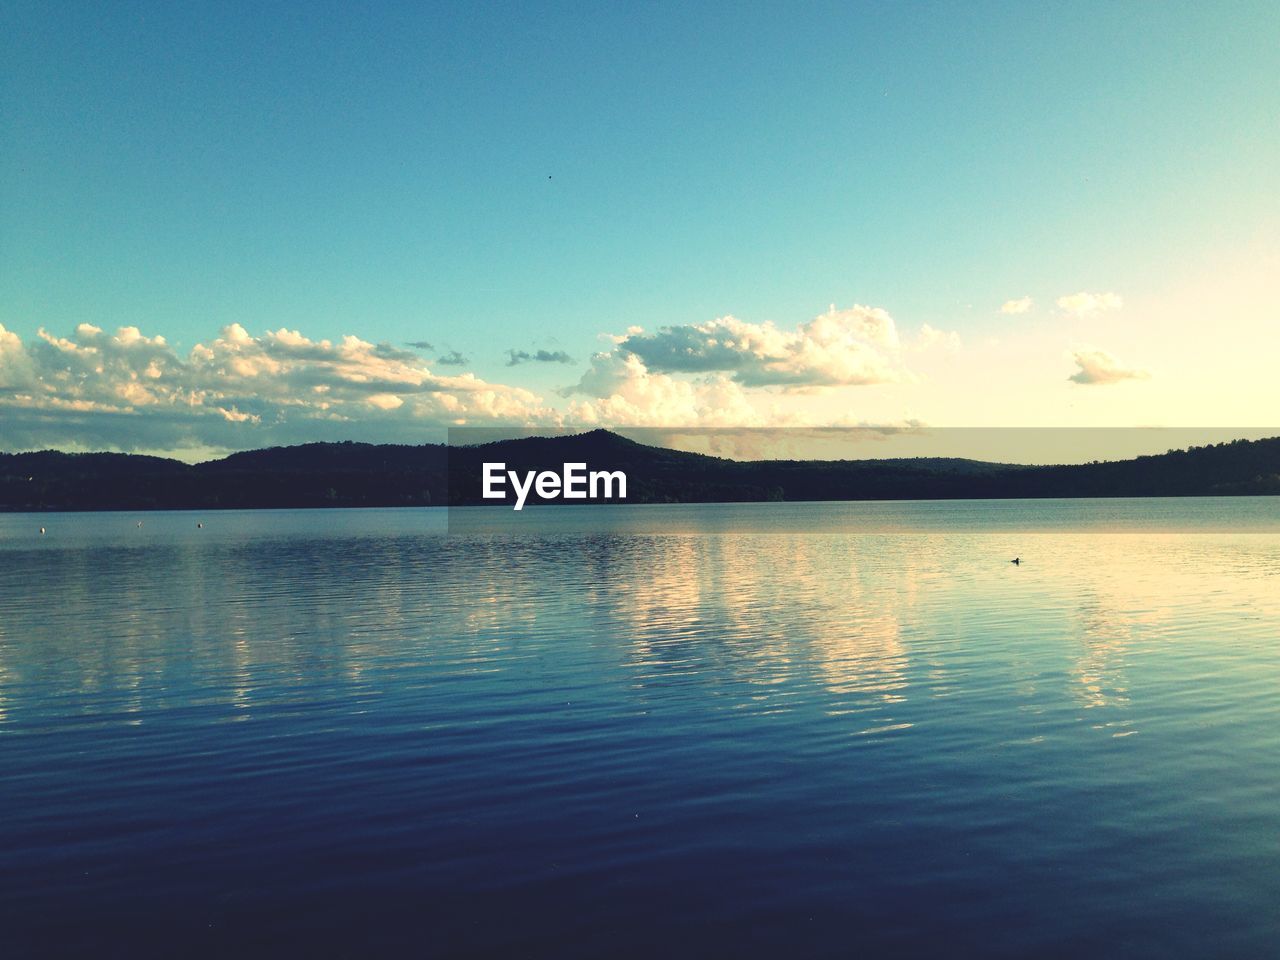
2,431,1278,512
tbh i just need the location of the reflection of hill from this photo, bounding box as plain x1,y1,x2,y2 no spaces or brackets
3,430,1280,510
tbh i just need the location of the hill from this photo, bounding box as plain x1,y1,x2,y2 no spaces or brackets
1,430,1278,511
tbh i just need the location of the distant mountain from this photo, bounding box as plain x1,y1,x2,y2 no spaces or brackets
2,430,1279,511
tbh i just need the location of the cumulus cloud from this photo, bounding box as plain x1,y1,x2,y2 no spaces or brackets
506,348,575,366
1,304,963,451
1057,291,1123,318
0,323,37,389
563,351,767,427
1000,296,1033,315
612,304,910,388
0,322,553,453
1068,349,1150,385
556,305,957,428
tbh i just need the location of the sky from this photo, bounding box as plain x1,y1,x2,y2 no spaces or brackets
1,1,1278,459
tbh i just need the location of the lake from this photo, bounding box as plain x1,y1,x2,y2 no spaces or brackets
2,499,1279,957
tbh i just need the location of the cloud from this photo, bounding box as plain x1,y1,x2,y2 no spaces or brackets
1068,349,1151,385
910,323,961,353
1057,291,1123,317
564,351,768,427
0,322,553,453
613,304,909,388
1,304,964,451
555,304,958,427
1000,296,1033,315
506,348,575,366
405,340,434,351
0,322,37,389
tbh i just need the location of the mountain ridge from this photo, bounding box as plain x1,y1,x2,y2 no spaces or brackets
2,430,1279,510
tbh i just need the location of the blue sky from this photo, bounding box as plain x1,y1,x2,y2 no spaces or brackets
2,1,1278,455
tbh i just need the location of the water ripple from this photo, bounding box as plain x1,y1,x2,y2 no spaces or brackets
1,503,1278,956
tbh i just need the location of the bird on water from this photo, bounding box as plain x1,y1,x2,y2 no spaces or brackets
1011,557,1020,565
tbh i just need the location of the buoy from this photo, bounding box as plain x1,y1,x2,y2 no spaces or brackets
197,522,203,529
39,526,46,535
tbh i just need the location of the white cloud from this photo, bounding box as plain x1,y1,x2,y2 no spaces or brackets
0,322,554,452
910,323,962,353
366,393,405,410
217,406,260,423
2,305,965,450
1057,291,1123,318
564,351,767,427
1068,349,1150,385
0,323,37,390
612,305,901,388
1000,296,1033,315
556,304,960,427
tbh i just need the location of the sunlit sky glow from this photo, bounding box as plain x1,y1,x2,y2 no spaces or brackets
2,1,1278,459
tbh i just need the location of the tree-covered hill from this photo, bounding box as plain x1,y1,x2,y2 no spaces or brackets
1,430,1278,511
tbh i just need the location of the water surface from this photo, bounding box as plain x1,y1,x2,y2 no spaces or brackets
2,500,1278,957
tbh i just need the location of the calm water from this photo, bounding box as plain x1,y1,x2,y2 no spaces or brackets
2,500,1279,957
